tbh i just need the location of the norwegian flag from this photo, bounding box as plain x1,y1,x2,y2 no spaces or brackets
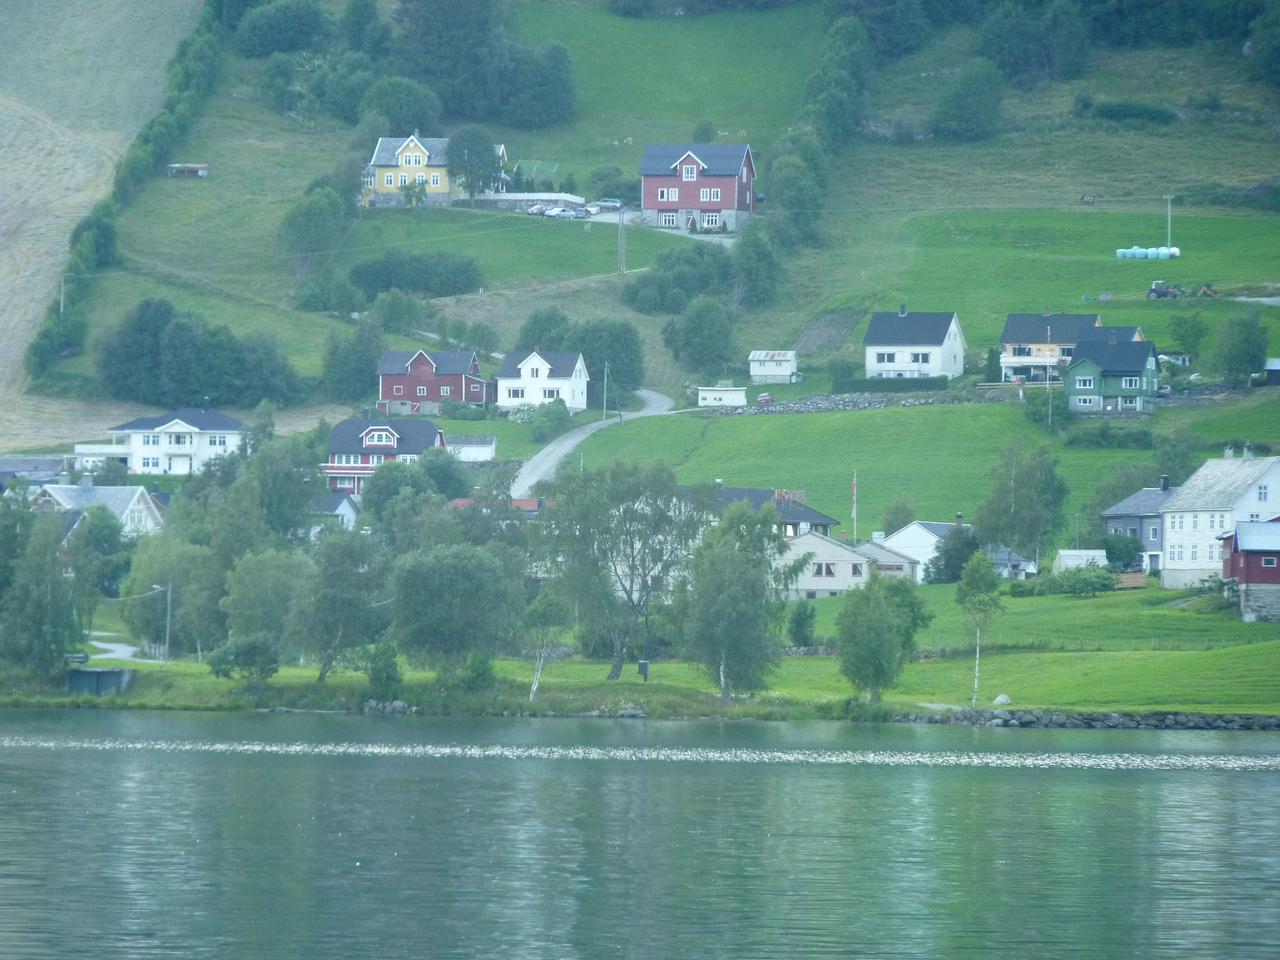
851,473,857,519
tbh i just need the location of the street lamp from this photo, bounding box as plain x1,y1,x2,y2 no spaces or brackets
152,583,172,663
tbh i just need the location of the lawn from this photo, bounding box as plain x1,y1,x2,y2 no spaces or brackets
78,637,1280,717
577,402,1149,525
808,582,1280,654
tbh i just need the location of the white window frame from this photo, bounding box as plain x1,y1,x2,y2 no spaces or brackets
1260,485,1269,502
384,173,393,187
683,164,697,181
507,388,524,400
702,212,719,229
711,188,721,202
399,173,408,186
1263,557,1278,568
361,174,374,188
700,188,710,202
417,386,427,397
430,172,441,187
1075,396,1096,408
393,385,404,396
1076,376,1094,389
911,352,930,364
659,212,677,227
669,188,678,203
543,388,560,400
440,386,452,396
876,352,895,364
416,173,426,184
1190,543,1198,562
1122,376,1140,389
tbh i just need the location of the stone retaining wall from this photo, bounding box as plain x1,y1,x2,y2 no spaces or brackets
898,707,1280,731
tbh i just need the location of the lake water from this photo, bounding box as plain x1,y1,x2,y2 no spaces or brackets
2,710,1278,959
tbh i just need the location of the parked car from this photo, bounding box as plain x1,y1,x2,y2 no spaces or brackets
585,203,601,215
572,208,591,219
757,393,773,406
526,204,547,216
1156,385,1172,397
595,198,623,211
548,208,577,220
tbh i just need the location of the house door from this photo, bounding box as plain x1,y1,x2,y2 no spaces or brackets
1147,553,1160,573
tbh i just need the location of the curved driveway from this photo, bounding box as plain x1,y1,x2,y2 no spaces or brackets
510,388,675,498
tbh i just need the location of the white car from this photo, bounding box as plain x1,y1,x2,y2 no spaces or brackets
543,206,570,218
585,203,601,215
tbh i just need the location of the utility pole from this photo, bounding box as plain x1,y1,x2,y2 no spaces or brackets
617,207,626,273
153,583,172,663
1163,194,1175,247
601,361,610,422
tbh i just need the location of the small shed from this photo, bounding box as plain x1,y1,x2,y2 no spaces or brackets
1052,549,1108,573
66,668,134,696
1265,358,1280,386
749,350,798,384
698,384,747,408
447,434,497,462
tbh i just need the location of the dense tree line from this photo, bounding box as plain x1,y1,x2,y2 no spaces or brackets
98,298,301,408
348,249,482,300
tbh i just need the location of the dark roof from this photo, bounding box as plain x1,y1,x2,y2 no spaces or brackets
864,312,957,346
497,350,583,379
110,408,247,432
369,135,449,168
377,350,480,376
639,143,751,177
1001,314,1100,344
904,521,1032,568
1068,339,1157,374
326,419,442,455
448,435,496,446
1101,485,1178,517
704,485,840,527
1077,325,1142,343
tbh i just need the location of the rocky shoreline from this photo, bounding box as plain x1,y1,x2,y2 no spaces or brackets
898,707,1280,731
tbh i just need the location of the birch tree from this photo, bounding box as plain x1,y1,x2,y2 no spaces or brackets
956,551,1003,708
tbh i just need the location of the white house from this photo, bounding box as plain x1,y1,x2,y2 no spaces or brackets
310,492,361,536
782,532,917,599
496,350,589,413
75,408,246,477
880,519,1037,583
447,434,497,462
697,384,746,408
1159,450,1280,588
1051,549,1108,573
31,482,164,536
748,351,797,384
863,307,966,380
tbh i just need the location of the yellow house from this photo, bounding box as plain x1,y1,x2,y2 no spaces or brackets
360,135,510,206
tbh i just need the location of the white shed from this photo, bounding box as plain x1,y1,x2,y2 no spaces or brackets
749,350,798,384
447,434,497,462
1051,549,1108,573
698,384,747,408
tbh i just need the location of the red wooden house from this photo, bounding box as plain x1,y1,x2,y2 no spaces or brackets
377,350,493,414
1220,519,1280,622
322,418,445,495
639,143,755,232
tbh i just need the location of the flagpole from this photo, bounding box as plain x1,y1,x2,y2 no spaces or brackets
852,471,857,543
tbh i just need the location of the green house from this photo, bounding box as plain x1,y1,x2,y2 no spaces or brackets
1065,340,1159,414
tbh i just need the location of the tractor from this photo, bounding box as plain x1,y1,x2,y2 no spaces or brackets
1147,281,1186,300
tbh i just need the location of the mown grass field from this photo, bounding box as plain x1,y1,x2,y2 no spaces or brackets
74,634,1280,717
808,582,1280,654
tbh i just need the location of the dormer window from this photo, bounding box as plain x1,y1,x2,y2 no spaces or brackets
529,367,540,378
365,431,395,447
683,164,697,181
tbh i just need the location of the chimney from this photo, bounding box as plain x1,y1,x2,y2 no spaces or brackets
1160,474,1169,492
872,530,885,543
898,303,907,318
1224,444,1234,459
1244,442,1255,460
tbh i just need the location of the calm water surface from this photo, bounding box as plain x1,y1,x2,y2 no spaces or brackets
1,710,1278,959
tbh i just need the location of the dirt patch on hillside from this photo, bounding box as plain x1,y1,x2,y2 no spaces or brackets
791,308,865,355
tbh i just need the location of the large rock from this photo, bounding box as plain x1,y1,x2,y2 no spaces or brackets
993,694,1012,706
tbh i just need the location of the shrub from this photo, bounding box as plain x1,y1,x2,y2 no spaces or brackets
369,289,430,334
1064,422,1154,449
930,58,1005,141
349,250,481,299
529,398,571,442
208,635,281,688
347,643,402,700
1008,580,1037,598
238,0,326,58
1090,99,1177,125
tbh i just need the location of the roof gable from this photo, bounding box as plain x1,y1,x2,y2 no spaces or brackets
1002,314,1101,344
109,408,246,433
1101,486,1177,517
639,143,751,177
498,350,585,380
1068,339,1157,374
864,312,958,347
672,150,707,170
1163,457,1280,511
327,419,442,456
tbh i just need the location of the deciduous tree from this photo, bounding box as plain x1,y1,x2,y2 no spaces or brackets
972,443,1069,565
836,572,933,703
1212,311,1267,385
956,551,1003,708
447,125,501,201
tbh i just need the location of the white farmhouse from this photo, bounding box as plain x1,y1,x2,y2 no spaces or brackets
1159,449,1280,588
31,481,164,536
748,350,797,384
697,384,746,408
496,350,589,413
75,408,246,476
782,532,917,599
880,519,1037,583
863,307,966,379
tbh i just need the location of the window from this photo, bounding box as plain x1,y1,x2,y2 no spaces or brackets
700,188,710,202
660,212,677,227
1122,397,1138,409
683,164,697,181
416,386,427,397
1192,514,1198,530
141,457,158,469
392,385,404,396
365,431,393,445
143,434,159,446
1059,346,1073,358
911,352,930,364
170,434,188,446
416,173,426,184
669,188,678,203
400,455,418,463
507,388,524,400
1149,527,1158,541
1123,377,1140,389
371,455,384,465
209,435,226,447
1190,544,1198,562
361,174,373,188
384,173,393,187
1012,345,1032,357
710,188,720,201
529,367,540,378
875,352,895,364
1075,396,1096,408
543,388,560,400
470,383,480,391
1177,515,1184,530
1260,485,1269,502
702,212,719,229
336,477,354,489
399,173,408,186
1128,527,1138,538
850,563,864,577
812,562,835,577
440,386,451,396
430,173,440,187
1263,557,1278,568
658,188,668,201
1075,377,1094,389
